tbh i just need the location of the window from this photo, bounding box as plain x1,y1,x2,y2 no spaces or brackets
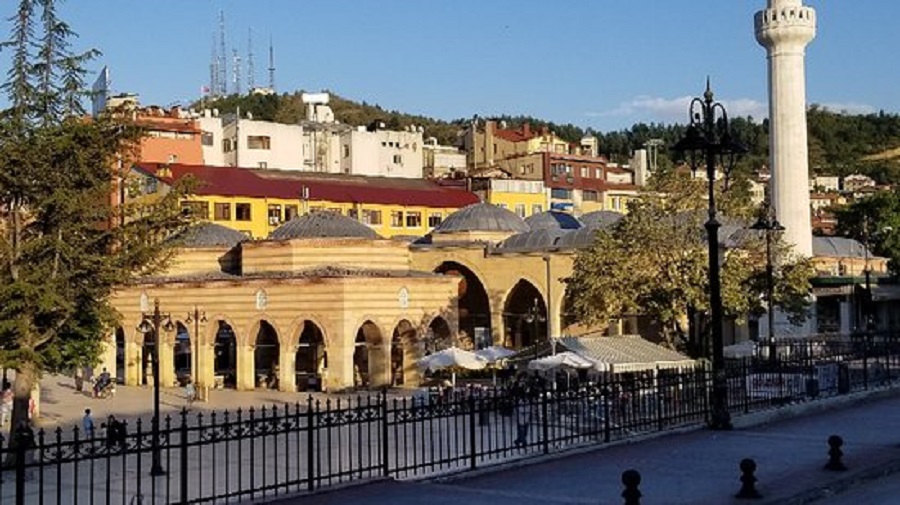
391,211,404,227
343,145,350,158
531,204,543,215
515,204,526,218
348,208,359,219
428,213,443,227
393,154,402,165
498,203,508,210
551,188,572,200
328,207,343,215
267,204,282,225
612,197,621,211
596,168,603,179
214,203,231,221
285,205,299,221
258,162,267,169
181,201,209,219
362,209,382,225
235,203,252,221
168,154,178,163
581,167,588,178
201,131,214,146
583,190,599,202
247,135,271,150
143,176,158,195
405,211,422,228
223,139,232,152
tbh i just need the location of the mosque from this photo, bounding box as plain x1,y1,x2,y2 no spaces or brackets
104,204,618,393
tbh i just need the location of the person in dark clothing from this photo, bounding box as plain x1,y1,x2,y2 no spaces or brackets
106,416,127,450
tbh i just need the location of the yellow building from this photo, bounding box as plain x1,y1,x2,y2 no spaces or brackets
132,163,481,239
470,177,547,218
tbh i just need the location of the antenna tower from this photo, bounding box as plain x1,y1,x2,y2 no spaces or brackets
232,49,242,96
268,37,276,91
217,10,227,96
209,35,219,97
247,27,255,91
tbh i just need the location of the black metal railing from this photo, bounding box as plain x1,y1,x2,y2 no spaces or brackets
3,333,900,504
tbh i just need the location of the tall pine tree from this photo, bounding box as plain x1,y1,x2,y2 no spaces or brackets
0,0,190,439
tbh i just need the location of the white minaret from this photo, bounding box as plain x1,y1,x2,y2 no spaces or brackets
755,0,816,257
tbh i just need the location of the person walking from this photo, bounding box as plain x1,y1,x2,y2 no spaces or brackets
184,379,196,407
0,385,12,427
514,398,532,447
83,409,95,439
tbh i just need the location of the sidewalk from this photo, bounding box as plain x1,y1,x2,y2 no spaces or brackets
273,389,900,505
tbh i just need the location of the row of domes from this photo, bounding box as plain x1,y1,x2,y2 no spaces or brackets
173,203,624,249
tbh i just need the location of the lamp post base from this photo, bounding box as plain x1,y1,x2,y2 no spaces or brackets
709,374,733,431
150,463,166,477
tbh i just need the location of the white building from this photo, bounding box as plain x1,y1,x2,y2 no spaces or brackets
340,124,424,179
423,138,467,178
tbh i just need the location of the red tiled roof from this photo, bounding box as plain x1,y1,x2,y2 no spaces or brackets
136,163,481,208
493,129,535,143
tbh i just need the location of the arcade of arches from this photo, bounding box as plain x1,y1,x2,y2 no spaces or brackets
103,211,602,393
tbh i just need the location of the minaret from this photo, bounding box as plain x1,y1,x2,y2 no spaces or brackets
755,0,816,257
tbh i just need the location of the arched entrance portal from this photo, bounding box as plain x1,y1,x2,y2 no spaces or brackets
354,321,385,389
391,320,417,386
435,262,490,348
115,327,125,384
174,322,191,385
295,321,326,392
254,321,280,389
425,317,452,354
503,280,547,350
214,321,237,389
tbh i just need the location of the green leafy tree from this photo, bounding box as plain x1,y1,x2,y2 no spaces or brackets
564,171,814,356
834,190,900,274
0,0,190,437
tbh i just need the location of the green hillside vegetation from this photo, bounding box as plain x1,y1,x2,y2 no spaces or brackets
198,93,900,183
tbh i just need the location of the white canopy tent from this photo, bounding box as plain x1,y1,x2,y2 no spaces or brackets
475,346,517,363
527,351,597,372
418,347,486,386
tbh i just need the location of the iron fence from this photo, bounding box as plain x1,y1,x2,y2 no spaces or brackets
2,334,900,504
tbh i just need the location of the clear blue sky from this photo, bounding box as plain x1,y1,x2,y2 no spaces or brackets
6,0,899,132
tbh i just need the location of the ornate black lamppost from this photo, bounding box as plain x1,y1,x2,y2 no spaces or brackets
138,298,174,476
751,204,784,363
185,306,207,401
674,81,745,431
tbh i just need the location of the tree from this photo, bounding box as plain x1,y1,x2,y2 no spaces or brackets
0,0,189,439
833,190,900,274
564,171,814,356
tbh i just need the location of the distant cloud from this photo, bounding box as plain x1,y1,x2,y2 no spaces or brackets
586,95,767,124
818,102,876,115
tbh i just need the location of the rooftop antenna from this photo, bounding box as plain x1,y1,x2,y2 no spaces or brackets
268,36,276,91
247,27,255,91
217,10,227,96
209,34,218,98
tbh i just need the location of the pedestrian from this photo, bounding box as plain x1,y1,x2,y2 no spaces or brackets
184,379,196,406
514,398,532,447
0,385,12,427
107,415,127,450
83,408,95,439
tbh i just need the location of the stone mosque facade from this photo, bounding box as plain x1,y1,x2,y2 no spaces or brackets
101,204,618,393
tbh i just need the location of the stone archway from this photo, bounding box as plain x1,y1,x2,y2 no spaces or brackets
115,327,126,384
354,321,386,389
425,317,453,354
391,320,418,386
254,321,280,390
173,322,191,385
295,320,326,392
213,321,238,389
435,261,491,349
503,279,547,350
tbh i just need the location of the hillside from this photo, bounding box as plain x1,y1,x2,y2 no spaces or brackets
198,93,900,183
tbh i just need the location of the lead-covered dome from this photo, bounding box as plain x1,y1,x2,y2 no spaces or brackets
271,211,380,240
434,203,529,234
580,210,624,229
525,210,582,231
171,222,248,248
498,228,568,252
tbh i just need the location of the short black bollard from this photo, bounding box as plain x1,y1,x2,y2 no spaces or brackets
621,469,641,505
824,435,847,471
736,458,762,499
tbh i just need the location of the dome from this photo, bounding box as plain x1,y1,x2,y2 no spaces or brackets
557,227,603,249
524,210,582,231
271,211,381,240
498,228,568,252
434,203,529,234
580,210,624,229
171,222,248,248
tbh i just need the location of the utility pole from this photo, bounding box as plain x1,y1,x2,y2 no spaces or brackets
268,37,276,91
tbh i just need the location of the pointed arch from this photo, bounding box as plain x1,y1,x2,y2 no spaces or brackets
434,261,491,348
213,320,238,389
391,319,417,386
254,320,280,389
502,279,547,350
295,320,326,392
354,320,384,388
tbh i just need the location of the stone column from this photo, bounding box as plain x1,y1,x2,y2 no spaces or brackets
279,347,297,393
402,342,421,386
159,342,176,388
197,343,215,395
124,341,141,386
236,345,256,391
325,343,354,391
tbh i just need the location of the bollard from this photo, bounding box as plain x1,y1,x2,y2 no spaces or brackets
824,435,847,471
736,458,762,499
621,469,641,505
